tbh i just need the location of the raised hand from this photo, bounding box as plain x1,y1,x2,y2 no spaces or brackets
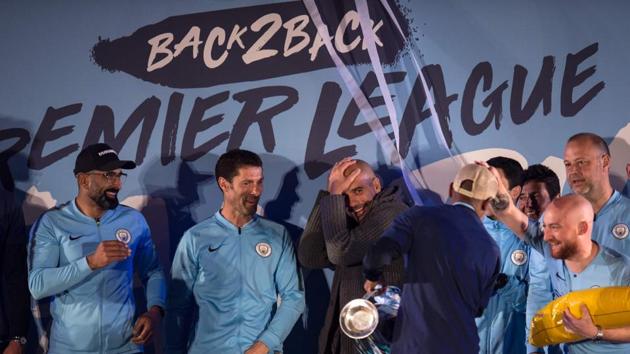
327,158,360,195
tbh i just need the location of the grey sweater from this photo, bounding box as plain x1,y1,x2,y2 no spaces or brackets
298,186,407,354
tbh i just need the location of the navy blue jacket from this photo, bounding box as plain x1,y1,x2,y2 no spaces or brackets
364,203,500,354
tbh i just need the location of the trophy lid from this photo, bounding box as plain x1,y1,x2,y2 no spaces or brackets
339,299,379,339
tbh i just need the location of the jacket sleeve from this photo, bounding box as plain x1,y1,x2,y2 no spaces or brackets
523,219,545,253
362,210,412,281
320,195,407,266
258,228,305,350
1,194,30,337
297,191,332,269
165,232,198,354
27,215,93,299
133,215,166,310
525,249,551,353
477,248,501,318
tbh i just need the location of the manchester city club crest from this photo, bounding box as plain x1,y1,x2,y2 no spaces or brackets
511,250,527,266
115,228,132,244
255,242,271,257
612,223,629,240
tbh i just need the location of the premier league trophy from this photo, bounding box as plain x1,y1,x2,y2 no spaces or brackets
339,286,401,354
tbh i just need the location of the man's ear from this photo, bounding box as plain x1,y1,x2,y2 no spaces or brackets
577,220,589,236
77,174,89,190
602,154,611,169
481,198,492,215
372,176,382,193
509,185,522,203
218,177,230,193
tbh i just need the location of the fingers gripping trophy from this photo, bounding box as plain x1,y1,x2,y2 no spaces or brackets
339,286,401,354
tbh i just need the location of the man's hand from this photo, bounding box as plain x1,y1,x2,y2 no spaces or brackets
86,240,131,270
132,306,163,344
327,158,360,195
363,279,386,295
244,340,269,354
562,304,598,340
3,341,23,354
481,163,513,212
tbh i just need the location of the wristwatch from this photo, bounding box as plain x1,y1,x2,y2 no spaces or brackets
592,325,604,342
11,336,27,345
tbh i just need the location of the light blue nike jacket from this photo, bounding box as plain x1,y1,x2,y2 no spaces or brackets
28,200,166,354
165,211,304,354
476,217,530,354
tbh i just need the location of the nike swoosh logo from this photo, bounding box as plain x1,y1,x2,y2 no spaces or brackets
69,234,85,241
208,245,221,252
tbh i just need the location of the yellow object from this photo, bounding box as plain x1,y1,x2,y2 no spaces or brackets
529,286,630,347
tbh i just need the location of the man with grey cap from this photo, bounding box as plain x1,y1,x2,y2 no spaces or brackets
363,163,501,354
28,143,166,354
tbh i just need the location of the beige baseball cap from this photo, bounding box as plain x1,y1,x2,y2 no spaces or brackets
452,164,499,200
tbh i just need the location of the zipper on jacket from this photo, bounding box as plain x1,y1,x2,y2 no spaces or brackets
237,228,243,347
96,218,104,354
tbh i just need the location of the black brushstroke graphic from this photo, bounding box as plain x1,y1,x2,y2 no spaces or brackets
91,1,411,88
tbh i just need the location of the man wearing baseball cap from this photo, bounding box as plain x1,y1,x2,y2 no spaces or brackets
28,143,166,354
363,163,501,354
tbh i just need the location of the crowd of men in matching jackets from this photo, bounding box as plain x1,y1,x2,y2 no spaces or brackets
2,131,630,354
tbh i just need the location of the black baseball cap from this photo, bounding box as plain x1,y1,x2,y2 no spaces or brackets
74,143,136,175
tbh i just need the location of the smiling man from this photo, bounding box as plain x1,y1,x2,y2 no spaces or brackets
297,158,407,354
166,149,304,354
28,143,166,354
526,195,630,353
517,164,561,221
493,133,630,260
487,133,630,353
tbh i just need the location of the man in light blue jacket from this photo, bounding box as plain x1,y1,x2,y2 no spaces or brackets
477,157,529,354
28,143,166,354
166,149,304,354
517,164,562,354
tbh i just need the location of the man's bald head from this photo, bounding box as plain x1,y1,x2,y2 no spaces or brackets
343,159,376,178
543,194,594,260
340,159,382,221
567,132,610,157
546,195,594,224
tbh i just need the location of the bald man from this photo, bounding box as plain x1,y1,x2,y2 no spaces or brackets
559,133,630,257
298,158,407,354
525,195,630,353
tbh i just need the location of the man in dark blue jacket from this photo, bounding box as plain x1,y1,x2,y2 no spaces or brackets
363,163,501,354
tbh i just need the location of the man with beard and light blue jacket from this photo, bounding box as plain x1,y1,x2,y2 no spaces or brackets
28,143,166,354
166,149,304,354
476,157,530,354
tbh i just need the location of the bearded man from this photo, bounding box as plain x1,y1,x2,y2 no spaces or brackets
28,143,166,354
